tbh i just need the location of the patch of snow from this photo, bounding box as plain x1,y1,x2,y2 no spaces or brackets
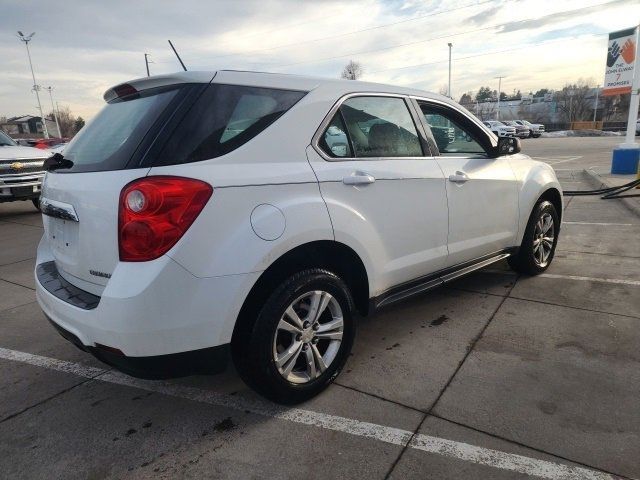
543,130,622,138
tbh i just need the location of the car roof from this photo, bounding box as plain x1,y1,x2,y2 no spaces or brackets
104,70,454,105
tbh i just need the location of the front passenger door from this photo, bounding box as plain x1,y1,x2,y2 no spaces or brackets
308,95,449,296
417,101,519,266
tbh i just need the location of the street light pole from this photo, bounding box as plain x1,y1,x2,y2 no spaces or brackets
45,87,61,138
17,31,49,139
447,43,453,98
495,76,506,120
593,85,599,127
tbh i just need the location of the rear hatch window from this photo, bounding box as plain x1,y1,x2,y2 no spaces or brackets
60,85,190,173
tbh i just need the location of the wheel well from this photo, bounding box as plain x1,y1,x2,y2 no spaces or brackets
539,188,562,222
232,241,370,344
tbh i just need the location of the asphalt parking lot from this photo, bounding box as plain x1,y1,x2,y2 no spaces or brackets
0,136,638,480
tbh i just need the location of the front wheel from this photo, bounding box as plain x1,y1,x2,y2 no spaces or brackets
233,269,355,404
508,200,559,275
32,197,41,210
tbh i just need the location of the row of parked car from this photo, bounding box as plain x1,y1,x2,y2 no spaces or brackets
483,119,545,139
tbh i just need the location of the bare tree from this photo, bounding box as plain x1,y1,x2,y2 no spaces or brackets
49,105,83,137
341,60,363,80
554,79,595,123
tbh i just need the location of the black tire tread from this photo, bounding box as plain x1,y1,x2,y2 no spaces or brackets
233,268,355,404
508,200,559,275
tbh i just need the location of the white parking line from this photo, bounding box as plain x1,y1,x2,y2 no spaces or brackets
0,347,613,480
538,273,640,286
563,221,636,226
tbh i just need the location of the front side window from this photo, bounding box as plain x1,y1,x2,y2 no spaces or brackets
338,96,423,158
421,104,487,156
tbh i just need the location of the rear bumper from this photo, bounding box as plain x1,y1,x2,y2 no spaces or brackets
35,236,260,360
47,317,230,378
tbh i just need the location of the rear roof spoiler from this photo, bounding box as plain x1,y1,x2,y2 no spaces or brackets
103,71,216,102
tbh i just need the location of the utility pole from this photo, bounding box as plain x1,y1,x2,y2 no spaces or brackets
45,87,61,138
17,31,49,139
495,76,506,120
447,43,453,98
144,53,151,77
593,85,599,127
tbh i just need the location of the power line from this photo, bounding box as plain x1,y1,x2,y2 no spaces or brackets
267,0,619,71
269,24,497,70
202,0,497,62
367,34,600,75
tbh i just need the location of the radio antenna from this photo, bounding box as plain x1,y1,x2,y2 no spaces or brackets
168,40,187,71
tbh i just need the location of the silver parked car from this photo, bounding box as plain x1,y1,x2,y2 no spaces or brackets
514,120,544,138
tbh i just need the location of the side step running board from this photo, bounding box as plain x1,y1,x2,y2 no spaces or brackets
375,252,511,310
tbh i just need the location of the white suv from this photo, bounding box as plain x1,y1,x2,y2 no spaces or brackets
483,120,517,137
35,71,562,404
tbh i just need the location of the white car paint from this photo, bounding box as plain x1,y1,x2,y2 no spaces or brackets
35,71,562,364
483,120,516,137
0,134,51,202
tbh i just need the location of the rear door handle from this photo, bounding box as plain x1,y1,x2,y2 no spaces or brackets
448,171,469,184
343,172,376,186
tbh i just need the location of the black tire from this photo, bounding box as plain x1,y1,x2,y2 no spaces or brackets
32,197,41,210
233,269,355,404
508,200,559,275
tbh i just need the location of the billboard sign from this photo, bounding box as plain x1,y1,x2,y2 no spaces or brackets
603,27,637,96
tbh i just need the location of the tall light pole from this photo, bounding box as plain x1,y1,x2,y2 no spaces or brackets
495,75,506,120
45,87,61,137
17,31,49,139
447,43,453,98
593,85,600,127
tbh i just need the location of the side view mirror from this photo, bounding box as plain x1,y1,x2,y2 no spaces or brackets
495,137,521,156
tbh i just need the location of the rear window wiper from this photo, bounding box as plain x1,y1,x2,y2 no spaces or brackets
44,153,74,171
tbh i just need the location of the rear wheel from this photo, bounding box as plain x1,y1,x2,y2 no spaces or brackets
508,200,559,275
233,269,355,404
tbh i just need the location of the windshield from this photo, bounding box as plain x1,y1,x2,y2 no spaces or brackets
61,86,183,173
0,131,17,146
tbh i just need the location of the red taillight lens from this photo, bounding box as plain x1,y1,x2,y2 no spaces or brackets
118,176,213,262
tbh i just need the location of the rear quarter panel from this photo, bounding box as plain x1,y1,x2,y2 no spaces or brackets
148,161,334,278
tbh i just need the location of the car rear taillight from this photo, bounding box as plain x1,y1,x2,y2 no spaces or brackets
118,176,212,262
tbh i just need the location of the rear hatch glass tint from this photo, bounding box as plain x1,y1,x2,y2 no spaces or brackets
60,86,188,173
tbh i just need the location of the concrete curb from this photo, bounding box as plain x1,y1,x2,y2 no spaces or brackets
581,169,640,218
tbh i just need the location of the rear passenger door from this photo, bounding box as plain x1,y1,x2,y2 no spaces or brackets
416,100,519,266
307,95,449,296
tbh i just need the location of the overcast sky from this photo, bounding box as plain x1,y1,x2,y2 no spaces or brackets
2,0,639,120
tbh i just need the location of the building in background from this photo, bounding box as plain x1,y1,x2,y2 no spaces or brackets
0,115,61,138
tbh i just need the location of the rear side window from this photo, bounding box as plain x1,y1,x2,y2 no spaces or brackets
339,96,423,158
156,84,306,165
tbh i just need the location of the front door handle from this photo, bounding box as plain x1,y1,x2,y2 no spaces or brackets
343,172,376,186
448,171,469,184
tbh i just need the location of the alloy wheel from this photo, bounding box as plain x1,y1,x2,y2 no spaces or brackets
532,212,554,267
272,290,343,384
